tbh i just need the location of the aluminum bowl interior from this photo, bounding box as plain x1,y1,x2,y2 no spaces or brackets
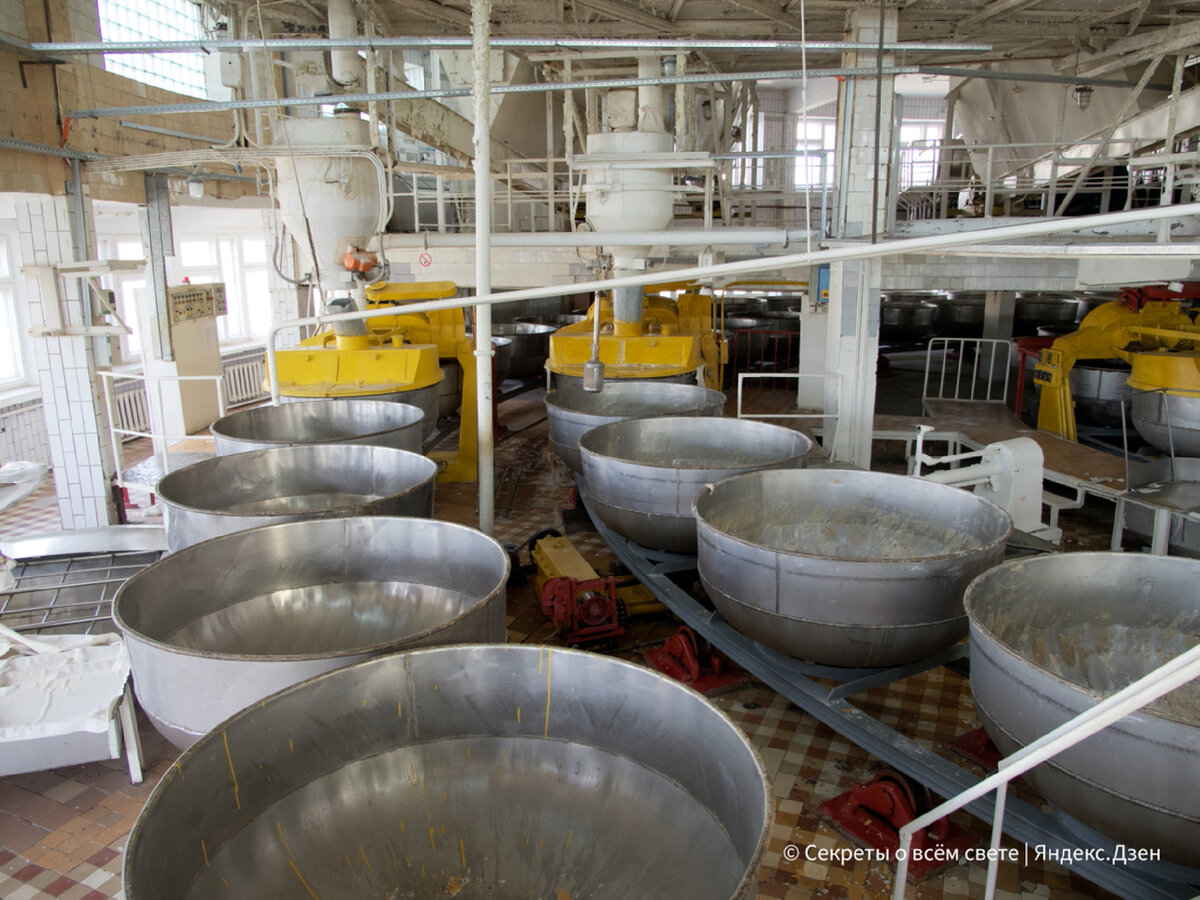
693,468,1012,667
964,552,1200,864
544,381,726,474
156,444,437,551
579,416,811,553
211,398,424,455
123,644,771,900
114,516,509,747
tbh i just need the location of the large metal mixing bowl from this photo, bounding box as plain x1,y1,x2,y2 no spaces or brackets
492,322,557,377
123,644,771,899
545,381,726,474
1131,388,1200,457
114,516,509,749
964,552,1200,864
156,444,437,552
580,417,812,553
279,385,441,440
211,398,424,455
881,300,937,343
694,468,1012,667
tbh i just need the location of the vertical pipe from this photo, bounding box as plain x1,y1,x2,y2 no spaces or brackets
886,92,903,232
328,0,360,87
472,0,495,534
545,87,555,230
1158,53,1186,240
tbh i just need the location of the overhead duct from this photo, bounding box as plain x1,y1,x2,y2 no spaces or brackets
327,0,361,88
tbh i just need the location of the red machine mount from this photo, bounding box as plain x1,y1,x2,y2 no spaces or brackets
644,627,749,694
817,771,978,881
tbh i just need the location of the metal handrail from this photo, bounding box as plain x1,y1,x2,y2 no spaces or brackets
890,641,1200,899
98,369,227,494
922,337,1014,408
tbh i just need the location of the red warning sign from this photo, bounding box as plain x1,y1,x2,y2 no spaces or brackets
418,251,433,267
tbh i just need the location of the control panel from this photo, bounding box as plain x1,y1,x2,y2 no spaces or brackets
167,283,227,323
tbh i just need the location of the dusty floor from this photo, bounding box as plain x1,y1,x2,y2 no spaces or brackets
0,377,1145,899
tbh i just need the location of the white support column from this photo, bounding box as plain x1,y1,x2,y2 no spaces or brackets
17,195,119,528
824,7,897,467
472,0,495,535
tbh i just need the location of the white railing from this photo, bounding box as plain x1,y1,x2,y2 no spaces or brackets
98,370,227,495
735,371,842,459
895,136,1196,221
889,642,1200,899
922,338,1014,409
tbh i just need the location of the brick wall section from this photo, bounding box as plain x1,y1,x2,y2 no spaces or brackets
2,0,248,202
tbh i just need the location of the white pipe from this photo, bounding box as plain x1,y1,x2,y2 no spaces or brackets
267,201,1200,406
472,0,495,536
381,228,805,247
327,0,360,88
890,640,1200,897
638,56,668,133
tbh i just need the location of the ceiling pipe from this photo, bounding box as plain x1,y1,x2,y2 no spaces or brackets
380,228,805,247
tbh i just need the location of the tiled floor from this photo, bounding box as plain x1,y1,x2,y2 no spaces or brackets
0,384,1140,899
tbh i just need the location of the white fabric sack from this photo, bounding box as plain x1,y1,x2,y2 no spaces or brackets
0,624,130,740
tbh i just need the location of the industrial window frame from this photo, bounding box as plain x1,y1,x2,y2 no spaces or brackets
96,0,208,99
0,233,31,391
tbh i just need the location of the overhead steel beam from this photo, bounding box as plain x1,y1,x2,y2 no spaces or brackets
954,0,1043,32
572,0,679,32
31,36,991,55
918,65,1163,90
68,66,926,119
392,0,472,27
724,0,804,33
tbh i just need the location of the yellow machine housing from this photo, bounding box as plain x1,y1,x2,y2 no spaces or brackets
1034,299,1200,441
271,281,482,482
547,282,722,388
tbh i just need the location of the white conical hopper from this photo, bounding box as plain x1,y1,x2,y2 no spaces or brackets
273,115,384,292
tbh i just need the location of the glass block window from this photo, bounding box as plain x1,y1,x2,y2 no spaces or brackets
98,0,208,99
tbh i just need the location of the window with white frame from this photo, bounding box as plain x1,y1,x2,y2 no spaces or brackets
898,121,946,190
794,118,838,189
177,236,271,343
96,237,149,364
0,234,30,390
97,0,208,99
96,228,271,358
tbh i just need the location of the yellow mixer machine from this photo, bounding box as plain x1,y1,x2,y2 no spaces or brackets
1034,287,1200,442
271,281,482,482
548,280,723,388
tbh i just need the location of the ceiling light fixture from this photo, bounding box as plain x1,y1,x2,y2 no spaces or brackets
1072,84,1094,110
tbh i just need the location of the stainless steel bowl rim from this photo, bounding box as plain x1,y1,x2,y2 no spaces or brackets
694,469,1013,563
580,417,811,470
964,551,1199,718
113,516,510,662
210,399,424,446
154,445,438,516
